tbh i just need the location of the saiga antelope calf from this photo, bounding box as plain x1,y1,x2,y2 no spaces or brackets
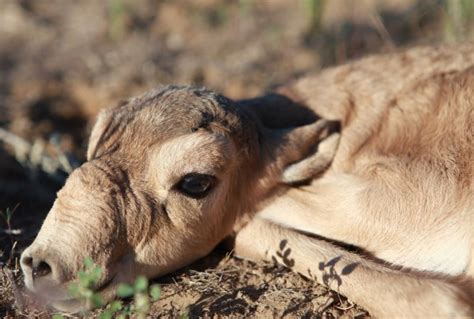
20,43,473,317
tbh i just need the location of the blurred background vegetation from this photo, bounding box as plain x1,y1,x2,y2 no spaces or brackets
2,0,474,280
2,0,474,276
0,0,473,316
1,0,474,153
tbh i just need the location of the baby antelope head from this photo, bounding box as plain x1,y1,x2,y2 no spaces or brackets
20,86,339,312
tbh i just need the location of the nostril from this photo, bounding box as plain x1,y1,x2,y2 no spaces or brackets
32,261,52,279
22,256,33,268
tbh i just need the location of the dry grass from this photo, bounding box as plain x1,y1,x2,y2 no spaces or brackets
148,251,368,318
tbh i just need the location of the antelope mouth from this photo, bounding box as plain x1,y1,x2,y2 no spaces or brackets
40,273,118,313
93,273,117,294
46,273,117,302
32,274,117,313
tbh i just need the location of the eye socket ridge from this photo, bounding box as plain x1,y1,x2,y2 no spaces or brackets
176,173,217,199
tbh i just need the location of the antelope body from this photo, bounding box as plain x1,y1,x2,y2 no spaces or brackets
21,43,474,317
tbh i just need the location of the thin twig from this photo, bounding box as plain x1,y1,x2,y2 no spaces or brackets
362,0,395,50
317,295,335,314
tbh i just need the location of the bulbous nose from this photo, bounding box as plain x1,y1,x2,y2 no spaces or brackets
20,248,59,286
21,254,52,279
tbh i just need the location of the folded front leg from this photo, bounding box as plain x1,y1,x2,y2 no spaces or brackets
233,217,473,318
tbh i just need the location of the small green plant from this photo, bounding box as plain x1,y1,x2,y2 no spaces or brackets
304,0,325,38
108,0,127,41
52,258,161,319
116,276,161,319
444,0,474,41
1,204,20,262
67,257,105,309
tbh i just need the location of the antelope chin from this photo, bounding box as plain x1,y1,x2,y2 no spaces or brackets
26,272,118,313
52,279,118,313
50,298,87,314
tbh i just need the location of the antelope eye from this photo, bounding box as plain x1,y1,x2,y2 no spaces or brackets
177,173,216,198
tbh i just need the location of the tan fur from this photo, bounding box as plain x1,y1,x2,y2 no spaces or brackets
21,43,473,317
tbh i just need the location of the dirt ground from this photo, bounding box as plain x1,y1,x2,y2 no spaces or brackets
0,0,473,318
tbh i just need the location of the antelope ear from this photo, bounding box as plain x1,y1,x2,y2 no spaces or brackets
87,109,114,160
87,98,132,160
281,132,340,184
263,119,340,185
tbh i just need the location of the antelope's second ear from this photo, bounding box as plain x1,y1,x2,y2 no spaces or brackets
281,132,340,184
261,119,340,185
